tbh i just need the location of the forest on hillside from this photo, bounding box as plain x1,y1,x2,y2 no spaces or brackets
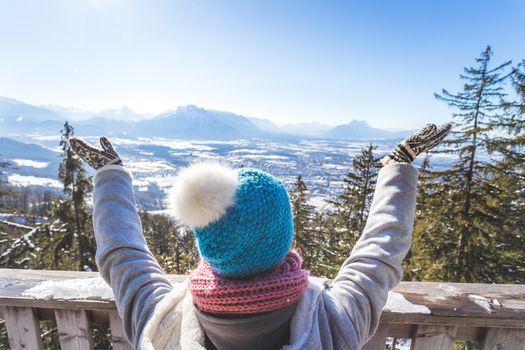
0,47,524,349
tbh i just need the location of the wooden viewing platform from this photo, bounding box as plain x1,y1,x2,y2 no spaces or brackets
0,269,524,349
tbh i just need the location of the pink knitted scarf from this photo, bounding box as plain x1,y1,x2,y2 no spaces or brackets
189,250,309,315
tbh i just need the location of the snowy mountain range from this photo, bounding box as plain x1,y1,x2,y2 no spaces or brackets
45,105,147,122
133,106,286,140
0,96,412,140
326,120,410,139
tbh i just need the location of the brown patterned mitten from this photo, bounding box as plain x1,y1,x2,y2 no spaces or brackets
68,137,123,170
381,123,452,166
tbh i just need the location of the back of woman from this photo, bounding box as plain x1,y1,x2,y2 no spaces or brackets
69,123,450,349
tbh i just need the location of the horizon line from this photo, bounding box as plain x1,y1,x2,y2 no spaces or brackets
1,95,402,129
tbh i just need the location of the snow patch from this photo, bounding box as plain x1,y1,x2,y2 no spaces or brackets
229,149,267,154
8,174,62,188
242,154,288,160
12,159,49,168
22,277,114,300
308,196,330,211
127,161,175,172
468,294,496,313
437,283,456,293
150,139,216,151
132,175,179,192
0,220,33,230
146,175,178,189
322,164,347,170
267,160,296,168
27,135,61,142
195,153,220,160
139,151,154,156
384,291,431,314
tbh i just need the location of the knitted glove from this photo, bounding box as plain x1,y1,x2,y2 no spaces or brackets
381,123,452,166
68,137,123,170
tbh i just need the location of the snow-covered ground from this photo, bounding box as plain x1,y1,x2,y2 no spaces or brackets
126,161,175,173
12,159,49,168
0,213,47,225
309,196,332,211
7,174,62,188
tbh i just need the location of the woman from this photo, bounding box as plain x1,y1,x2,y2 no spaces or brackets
69,123,450,350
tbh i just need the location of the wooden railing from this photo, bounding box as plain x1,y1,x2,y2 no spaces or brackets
0,269,523,350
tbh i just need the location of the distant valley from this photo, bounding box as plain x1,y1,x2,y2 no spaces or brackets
2,136,447,212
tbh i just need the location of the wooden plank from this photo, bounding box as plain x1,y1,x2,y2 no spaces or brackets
384,322,484,341
363,324,388,350
380,313,525,329
109,311,133,350
455,326,484,342
390,282,525,322
410,325,457,350
481,328,525,350
55,309,93,350
35,308,108,323
388,323,415,339
0,268,186,284
0,298,117,311
0,269,186,311
2,306,43,350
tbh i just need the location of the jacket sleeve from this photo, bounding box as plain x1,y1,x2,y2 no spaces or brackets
92,165,173,346
328,163,418,345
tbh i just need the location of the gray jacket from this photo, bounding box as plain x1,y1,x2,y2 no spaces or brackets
93,163,418,349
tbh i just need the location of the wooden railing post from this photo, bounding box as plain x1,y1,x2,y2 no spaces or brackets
1,306,43,350
363,324,389,350
55,309,94,350
410,325,457,350
481,328,525,350
109,311,133,350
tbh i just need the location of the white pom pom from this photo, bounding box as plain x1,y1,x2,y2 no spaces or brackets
168,161,238,228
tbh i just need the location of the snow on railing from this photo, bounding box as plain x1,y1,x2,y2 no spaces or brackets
0,269,524,350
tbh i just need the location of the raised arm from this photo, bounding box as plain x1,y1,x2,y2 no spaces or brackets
328,123,451,345
69,137,173,347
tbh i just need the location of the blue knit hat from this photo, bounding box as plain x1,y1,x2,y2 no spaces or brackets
169,161,294,278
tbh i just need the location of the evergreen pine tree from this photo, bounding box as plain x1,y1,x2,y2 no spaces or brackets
511,60,525,112
140,211,198,274
330,143,381,244
289,175,317,270
484,60,525,281
0,160,12,207
51,122,96,271
413,46,521,283
404,153,458,280
310,209,340,278
317,144,381,278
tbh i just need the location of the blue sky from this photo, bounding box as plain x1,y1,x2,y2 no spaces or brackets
0,1,524,128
